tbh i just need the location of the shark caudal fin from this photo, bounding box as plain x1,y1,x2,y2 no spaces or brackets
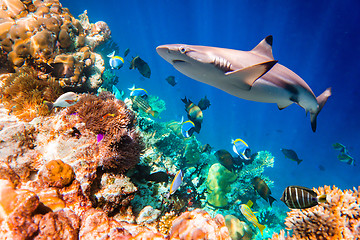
310,88,331,132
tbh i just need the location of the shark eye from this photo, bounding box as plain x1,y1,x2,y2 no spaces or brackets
179,46,187,54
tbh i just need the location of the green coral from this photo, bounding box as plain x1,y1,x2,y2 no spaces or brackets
100,69,118,91
183,137,202,166
206,163,237,208
147,95,166,115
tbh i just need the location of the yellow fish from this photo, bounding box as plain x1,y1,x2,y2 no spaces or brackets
240,200,266,235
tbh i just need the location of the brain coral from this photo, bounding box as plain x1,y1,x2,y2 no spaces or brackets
270,185,360,240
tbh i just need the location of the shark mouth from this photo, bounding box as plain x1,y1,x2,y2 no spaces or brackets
172,60,186,64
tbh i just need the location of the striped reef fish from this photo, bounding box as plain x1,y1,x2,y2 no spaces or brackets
240,200,266,236
131,96,158,118
281,186,327,209
170,170,183,195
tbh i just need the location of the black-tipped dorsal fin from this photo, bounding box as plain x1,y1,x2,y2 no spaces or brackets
251,35,274,60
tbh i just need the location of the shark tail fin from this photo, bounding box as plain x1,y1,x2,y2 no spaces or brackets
310,88,332,132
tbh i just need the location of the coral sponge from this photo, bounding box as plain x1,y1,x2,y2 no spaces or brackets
271,185,360,240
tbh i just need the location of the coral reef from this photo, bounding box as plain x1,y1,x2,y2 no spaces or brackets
38,159,75,187
0,1,110,92
271,185,360,240
169,209,231,239
158,211,178,235
224,215,253,240
0,179,39,239
206,163,237,208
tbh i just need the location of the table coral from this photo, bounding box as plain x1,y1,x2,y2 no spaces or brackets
169,208,231,239
270,185,360,240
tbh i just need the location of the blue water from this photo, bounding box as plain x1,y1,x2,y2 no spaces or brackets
62,0,360,199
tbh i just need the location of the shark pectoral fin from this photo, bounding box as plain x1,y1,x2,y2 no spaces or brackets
277,102,293,110
225,60,278,90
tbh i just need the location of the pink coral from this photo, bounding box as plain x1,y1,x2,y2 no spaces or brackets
169,209,231,240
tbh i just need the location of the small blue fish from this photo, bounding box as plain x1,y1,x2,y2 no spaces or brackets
169,170,183,195
107,51,124,70
112,85,124,100
179,117,195,138
232,138,251,161
128,85,148,99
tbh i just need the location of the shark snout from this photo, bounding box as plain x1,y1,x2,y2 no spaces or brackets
157,44,186,64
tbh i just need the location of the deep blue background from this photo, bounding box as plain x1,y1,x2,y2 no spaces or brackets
61,0,360,198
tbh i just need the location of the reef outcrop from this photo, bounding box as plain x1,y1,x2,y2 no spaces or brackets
270,185,360,240
0,0,109,92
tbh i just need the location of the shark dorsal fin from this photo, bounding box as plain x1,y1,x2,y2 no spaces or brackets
251,35,274,60
225,60,278,90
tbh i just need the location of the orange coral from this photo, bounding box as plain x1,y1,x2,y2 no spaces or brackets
38,159,75,188
271,185,360,240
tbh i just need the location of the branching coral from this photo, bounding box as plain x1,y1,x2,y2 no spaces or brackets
0,66,63,121
67,92,143,172
270,185,360,240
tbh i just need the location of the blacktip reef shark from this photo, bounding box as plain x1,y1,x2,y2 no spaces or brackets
156,36,331,132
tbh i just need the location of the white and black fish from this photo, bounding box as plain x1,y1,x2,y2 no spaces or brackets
281,186,327,209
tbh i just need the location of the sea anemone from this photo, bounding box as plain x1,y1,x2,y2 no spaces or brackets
67,92,143,172
0,66,63,121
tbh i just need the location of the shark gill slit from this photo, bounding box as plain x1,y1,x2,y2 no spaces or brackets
213,56,232,73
